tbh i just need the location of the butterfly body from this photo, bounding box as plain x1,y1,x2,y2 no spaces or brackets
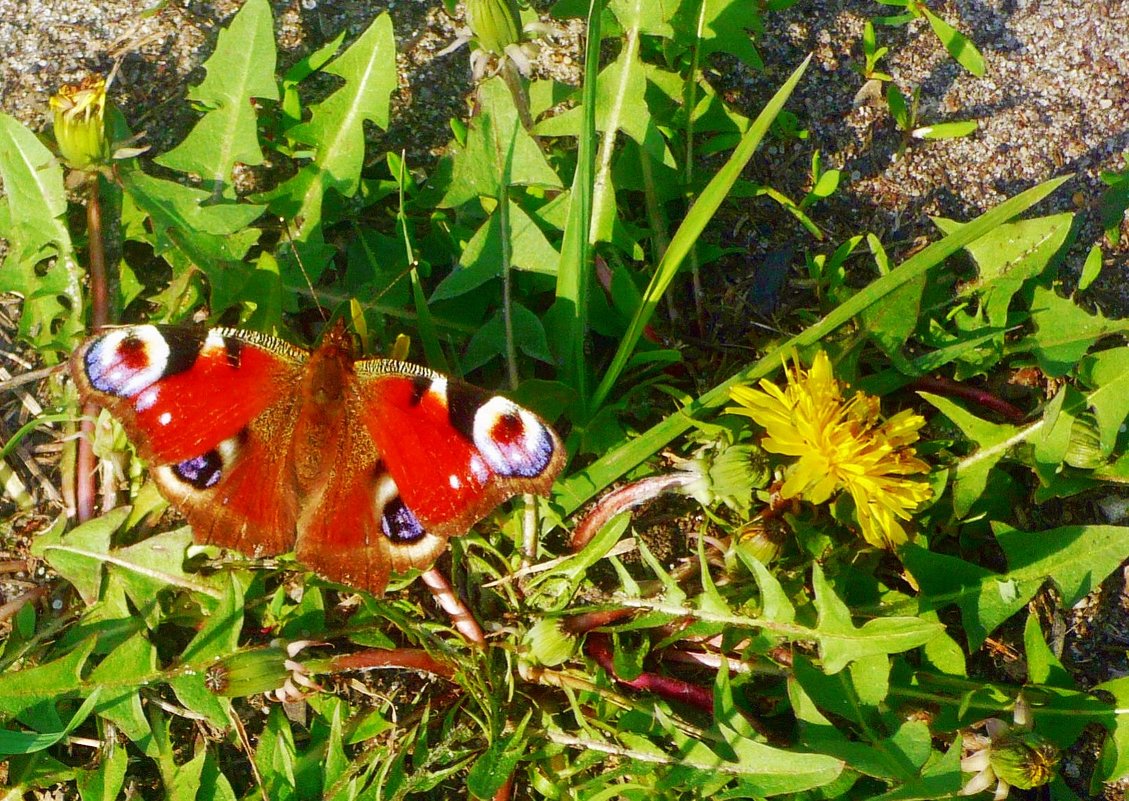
72,323,565,594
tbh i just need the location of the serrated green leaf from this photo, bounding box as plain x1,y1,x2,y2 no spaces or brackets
431,200,559,301
0,113,83,348
935,212,1072,328
266,12,395,275
88,633,158,754
155,0,278,190
0,689,101,756
918,392,1022,518
444,77,562,208
672,0,763,69
1024,284,1129,376
75,737,128,801
902,523,1129,648
0,639,95,717
812,564,942,673
466,713,530,799
1092,676,1129,787
1078,346,1129,455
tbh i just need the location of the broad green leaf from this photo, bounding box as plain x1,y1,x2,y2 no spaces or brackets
1092,676,1129,787
0,639,95,717
1078,346,1129,454
444,77,561,208
75,737,128,801
0,113,83,348
121,168,264,299
155,0,278,190
812,564,942,673
268,12,396,267
0,690,100,755
918,392,1022,518
431,200,559,301
30,508,127,604
88,633,158,753
902,523,1129,648
466,714,531,799
661,722,844,797
935,212,1072,328
463,303,553,373
1024,284,1129,376
868,737,963,801
168,575,243,727
34,517,224,609
672,0,763,69
1023,613,1070,687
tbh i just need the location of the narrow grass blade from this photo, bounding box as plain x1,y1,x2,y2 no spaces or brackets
588,55,812,414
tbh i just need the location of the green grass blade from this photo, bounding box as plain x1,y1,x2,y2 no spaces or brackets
553,0,603,411
588,54,812,414
555,173,1072,514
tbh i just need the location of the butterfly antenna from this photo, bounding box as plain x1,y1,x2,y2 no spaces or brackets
281,218,329,323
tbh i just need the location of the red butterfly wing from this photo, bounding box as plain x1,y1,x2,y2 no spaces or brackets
357,363,565,536
72,325,307,556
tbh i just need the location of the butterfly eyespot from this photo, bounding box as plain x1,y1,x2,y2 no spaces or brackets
163,435,242,490
84,326,172,398
472,397,556,479
372,472,427,543
382,496,427,543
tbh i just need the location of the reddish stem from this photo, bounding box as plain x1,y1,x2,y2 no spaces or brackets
420,568,486,647
910,375,1026,424
328,647,456,680
76,176,110,523
571,473,695,551
562,607,635,634
585,632,713,715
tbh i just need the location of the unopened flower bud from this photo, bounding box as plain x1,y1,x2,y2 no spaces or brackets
205,644,293,698
987,731,1059,790
466,0,523,55
50,76,110,170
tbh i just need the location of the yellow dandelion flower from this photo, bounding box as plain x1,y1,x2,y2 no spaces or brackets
728,351,932,547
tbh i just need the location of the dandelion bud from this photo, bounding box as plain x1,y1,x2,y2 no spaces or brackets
205,644,293,698
987,731,1059,790
1064,413,1106,469
523,617,578,666
466,0,523,55
50,76,110,171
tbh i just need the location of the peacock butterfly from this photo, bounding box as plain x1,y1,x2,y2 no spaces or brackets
70,321,566,595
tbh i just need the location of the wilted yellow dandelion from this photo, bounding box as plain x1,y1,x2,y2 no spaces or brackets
728,351,932,547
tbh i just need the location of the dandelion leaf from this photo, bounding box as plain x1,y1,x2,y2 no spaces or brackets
1025,284,1129,377
0,113,83,349
155,0,278,191
812,564,942,673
